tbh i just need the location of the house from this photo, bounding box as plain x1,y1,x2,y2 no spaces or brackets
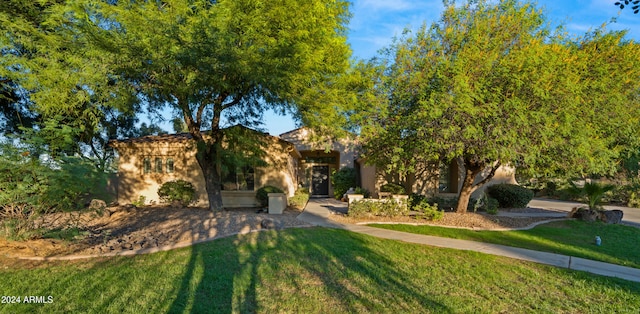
110,126,516,207
110,128,300,207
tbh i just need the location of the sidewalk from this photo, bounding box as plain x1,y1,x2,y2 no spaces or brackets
297,198,640,283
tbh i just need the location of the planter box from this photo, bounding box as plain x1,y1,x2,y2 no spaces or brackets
347,194,364,204
268,193,287,214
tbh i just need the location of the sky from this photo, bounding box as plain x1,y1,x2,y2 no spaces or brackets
159,0,640,136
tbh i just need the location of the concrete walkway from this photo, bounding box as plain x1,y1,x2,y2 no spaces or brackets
297,198,640,283
529,198,640,227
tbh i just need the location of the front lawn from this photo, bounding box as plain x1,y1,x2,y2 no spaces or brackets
0,227,638,313
369,220,640,268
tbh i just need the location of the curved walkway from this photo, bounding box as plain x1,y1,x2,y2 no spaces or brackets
297,198,640,283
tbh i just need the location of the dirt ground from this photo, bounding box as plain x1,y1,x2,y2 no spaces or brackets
0,205,309,259
0,204,566,259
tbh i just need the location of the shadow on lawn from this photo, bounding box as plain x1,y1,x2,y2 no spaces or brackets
166,227,451,313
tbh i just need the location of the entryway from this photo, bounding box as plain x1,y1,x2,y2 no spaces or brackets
311,165,329,196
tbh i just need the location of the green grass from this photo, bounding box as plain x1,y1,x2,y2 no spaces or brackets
1,227,639,313
369,220,640,268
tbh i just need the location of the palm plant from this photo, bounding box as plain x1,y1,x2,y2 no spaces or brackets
567,181,616,211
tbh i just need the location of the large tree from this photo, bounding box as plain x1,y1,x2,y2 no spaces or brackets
360,0,640,213
8,0,352,210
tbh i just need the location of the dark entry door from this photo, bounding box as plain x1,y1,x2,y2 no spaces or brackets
311,166,329,196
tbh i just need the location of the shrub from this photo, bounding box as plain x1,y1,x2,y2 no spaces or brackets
566,181,615,211
482,196,499,215
348,199,408,218
288,188,310,209
256,185,284,207
486,184,534,208
380,183,406,195
158,180,196,206
354,187,371,198
131,195,146,207
412,199,443,220
409,193,427,209
331,167,356,199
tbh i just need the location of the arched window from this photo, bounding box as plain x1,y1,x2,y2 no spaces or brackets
143,158,151,174
155,157,163,173
166,158,174,173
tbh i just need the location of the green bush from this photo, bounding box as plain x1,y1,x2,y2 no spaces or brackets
354,187,371,198
348,199,408,218
288,188,310,209
412,199,443,220
331,167,356,199
256,185,284,207
486,184,534,208
482,196,499,215
380,183,406,195
0,145,107,216
158,180,196,206
409,193,427,209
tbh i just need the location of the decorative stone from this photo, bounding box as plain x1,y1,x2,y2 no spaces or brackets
261,218,277,229
599,210,624,224
89,199,107,211
568,207,599,222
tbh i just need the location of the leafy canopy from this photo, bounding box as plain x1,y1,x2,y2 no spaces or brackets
358,0,640,212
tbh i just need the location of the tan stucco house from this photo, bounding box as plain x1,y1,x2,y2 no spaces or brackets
110,126,515,207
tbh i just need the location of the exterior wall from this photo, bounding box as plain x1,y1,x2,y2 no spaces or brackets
364,159,516,199
113,135,299,208
280,128,358,196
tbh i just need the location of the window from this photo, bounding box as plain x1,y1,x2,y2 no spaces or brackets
222,166,255,191
155,157,163,173
166,158,174,173
143,158,151,174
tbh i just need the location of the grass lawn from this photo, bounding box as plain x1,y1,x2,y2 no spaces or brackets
0,227,638,313
369,220,640,268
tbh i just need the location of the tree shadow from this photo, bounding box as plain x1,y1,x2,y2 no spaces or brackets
165,226,451,313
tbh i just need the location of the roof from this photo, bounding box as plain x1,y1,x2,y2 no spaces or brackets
108,126,301,158
109,133,193,146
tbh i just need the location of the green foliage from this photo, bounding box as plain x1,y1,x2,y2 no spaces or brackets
408,193,426,209
41,227,88,242
486,184,534,208
158,180,197,207
0,143,107,216
567,181,616,211
380,183,406,195
354,187,371,198
288,188,310,209
348,199,408,218
412,199,443,221
1,0,353,210
131,196,146,208
331,167,356,199
256,186,284,207
483,196,499,215
357,0,640,213
0,218,42,241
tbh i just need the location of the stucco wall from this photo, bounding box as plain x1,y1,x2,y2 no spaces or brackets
113,135,298,208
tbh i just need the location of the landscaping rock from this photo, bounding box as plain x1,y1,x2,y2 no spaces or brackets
89,199,107,211
600,210,624,224
261,218,277,229
568,207,599,222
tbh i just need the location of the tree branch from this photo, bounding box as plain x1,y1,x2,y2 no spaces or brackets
473,161,502,190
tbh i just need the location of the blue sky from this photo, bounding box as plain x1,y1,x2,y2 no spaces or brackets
261,0,640,136
160,0,640,136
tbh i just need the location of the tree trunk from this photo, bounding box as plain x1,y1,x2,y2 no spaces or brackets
454,158,501,213
455,164,481,213
195,140,224,211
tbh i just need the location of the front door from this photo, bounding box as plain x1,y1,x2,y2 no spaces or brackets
311,165,329,196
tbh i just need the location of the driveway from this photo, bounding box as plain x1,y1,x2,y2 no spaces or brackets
528,198,640,227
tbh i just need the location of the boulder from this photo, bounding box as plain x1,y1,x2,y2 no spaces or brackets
599,210,624,224
568,207,600,222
